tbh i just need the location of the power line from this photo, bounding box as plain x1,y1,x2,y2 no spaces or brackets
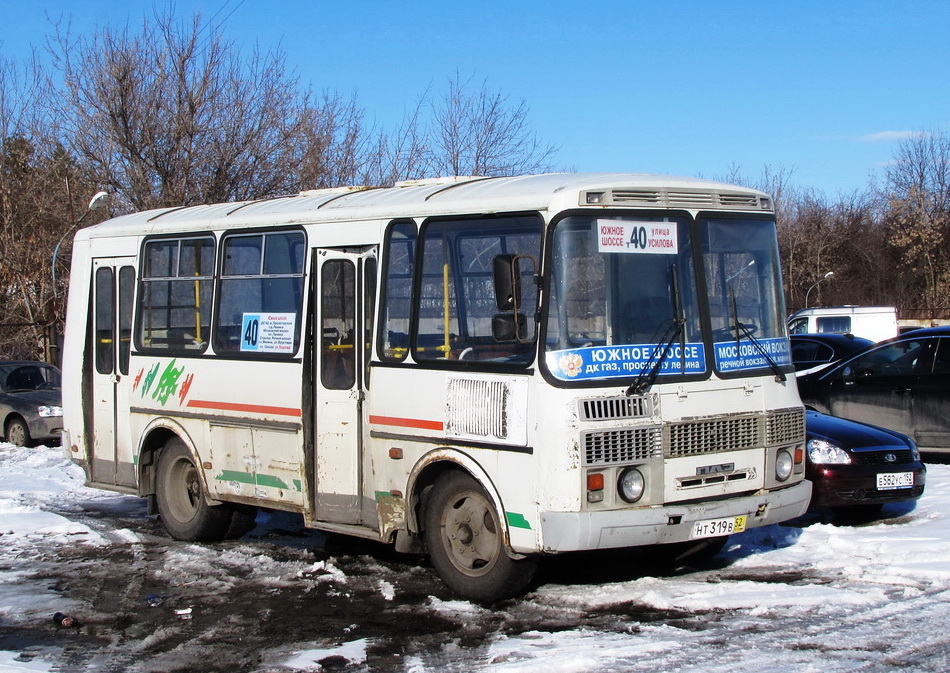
196,0,248,47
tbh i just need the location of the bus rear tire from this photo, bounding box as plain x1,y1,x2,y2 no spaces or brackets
424,471,536,603
155,439,233,542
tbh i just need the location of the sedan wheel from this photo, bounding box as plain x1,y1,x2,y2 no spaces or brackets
5,418,31,447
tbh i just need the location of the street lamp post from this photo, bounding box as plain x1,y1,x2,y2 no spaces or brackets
804,271,834,308
47,191,111,365
51,191,111,289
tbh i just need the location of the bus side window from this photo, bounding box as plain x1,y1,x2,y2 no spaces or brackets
213,230,306,356
321,259,355,389
95,267,115,374
414,216,541,364
137,236,214,353
378,221,415,362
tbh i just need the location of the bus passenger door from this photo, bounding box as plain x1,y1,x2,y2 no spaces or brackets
314,248,376,524
90,258,136,487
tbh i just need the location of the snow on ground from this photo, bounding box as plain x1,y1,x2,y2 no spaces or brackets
3,443,950,672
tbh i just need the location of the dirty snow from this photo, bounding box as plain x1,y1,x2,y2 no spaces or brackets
2,443,950,672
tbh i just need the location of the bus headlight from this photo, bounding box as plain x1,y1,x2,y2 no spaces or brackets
618,467,645,503
775,449,793,482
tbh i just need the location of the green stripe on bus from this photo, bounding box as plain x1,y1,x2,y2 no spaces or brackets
506,512,532,530
215,470,290,490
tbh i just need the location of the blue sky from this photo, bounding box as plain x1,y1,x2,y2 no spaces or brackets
2,0,948,195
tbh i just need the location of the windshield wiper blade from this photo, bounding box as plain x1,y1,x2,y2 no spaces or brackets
729,289,787,383
625,318,684,396
626,265,687,396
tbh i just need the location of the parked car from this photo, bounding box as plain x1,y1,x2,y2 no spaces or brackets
796,326,950,453
805,410,925,515
0,361,63,447
790,333,873,371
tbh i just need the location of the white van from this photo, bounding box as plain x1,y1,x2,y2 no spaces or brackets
787,306,898,342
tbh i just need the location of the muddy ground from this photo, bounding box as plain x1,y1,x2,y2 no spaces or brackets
1,494,734,673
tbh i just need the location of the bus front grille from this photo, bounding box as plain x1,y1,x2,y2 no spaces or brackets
766,408,806,446
579,395,652,421
583,427,663,465
668,416,760,457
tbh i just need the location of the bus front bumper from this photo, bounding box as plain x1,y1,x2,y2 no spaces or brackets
536,479,812,553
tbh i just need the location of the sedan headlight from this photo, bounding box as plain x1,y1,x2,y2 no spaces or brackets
807,438,851,465
38,405,63,418
907,438,920,462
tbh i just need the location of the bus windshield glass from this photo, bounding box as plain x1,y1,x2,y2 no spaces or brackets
544,214,704,382
544,213,791,383
701,216,790,375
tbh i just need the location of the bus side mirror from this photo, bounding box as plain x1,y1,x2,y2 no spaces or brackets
492,254,537,343
493,254,521,311
492,313,527,342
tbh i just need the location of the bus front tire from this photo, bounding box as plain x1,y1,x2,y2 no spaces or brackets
155,439,233,542
424,471,536,603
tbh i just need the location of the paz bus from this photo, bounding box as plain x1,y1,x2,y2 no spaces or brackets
61,173,811,601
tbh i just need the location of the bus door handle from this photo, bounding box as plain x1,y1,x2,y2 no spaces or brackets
111,373,121,384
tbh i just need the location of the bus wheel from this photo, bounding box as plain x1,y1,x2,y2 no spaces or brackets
155,439,232,542
424,471,536,603
5,417,31,447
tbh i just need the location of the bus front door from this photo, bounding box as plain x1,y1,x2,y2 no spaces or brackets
314,248,376,525
89,258,136,487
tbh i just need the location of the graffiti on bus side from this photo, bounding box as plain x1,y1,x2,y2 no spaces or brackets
132,359,195,407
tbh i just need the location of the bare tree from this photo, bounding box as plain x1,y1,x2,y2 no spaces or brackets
0,54,101,360
48,11,366,210
883,131,950,319
428,73,558,178
358,95,431,187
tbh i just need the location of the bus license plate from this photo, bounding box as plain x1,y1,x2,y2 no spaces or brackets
690,515,747,540
877,472,914,490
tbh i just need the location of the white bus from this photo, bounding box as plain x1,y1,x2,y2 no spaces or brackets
62,173,810,601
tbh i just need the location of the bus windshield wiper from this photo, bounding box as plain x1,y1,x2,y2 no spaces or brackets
626,265,686,396
728,289,786,383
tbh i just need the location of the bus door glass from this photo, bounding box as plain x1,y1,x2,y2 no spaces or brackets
314,247,376,524
90,257,136,486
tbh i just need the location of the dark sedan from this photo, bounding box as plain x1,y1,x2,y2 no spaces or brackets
0,361,63,447
806,410,925,514
796,326,950,453
790,333,873,372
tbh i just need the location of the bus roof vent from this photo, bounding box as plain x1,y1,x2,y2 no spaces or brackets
719,192,762,208
583,189,770,211
665,191,716,207
609,189,663,204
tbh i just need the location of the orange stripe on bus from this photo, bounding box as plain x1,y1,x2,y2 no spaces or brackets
369,415,444,431
187,399,302,417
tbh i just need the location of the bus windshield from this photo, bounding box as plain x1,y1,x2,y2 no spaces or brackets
701,216,790,375
543,213,790,383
